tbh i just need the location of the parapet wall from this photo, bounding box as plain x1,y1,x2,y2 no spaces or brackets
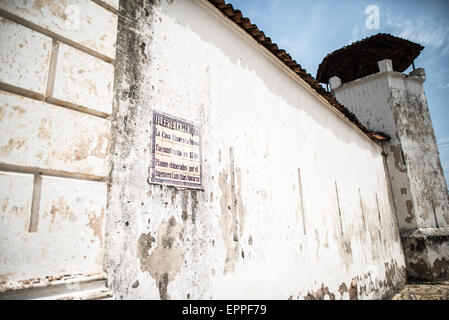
333,70,449,231
105,0,406,300
0,0,410,299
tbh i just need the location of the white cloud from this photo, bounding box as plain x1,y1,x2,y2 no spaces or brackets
350,21,370,44
438,138,449,150
350,8,449,54
375,9,449,89
385,12,449,51
431,68,449,89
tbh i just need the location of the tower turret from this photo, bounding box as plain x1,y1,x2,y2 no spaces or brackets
318,33,449,281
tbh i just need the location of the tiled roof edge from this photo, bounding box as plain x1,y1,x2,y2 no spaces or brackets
321,33,424,63
207,0,389,143
316,33,424,83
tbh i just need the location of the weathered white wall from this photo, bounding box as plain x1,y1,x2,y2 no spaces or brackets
389,73,449,229
0,0,117,297
334,73,416,230
334,70,449,230
106,0,406,300
401,227,449,280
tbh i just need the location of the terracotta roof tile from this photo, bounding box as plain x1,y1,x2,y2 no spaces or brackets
316,33,424,84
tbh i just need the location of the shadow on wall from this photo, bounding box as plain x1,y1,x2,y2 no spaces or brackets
163,0,379,159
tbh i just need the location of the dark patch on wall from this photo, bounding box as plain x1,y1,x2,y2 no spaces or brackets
181,191,189,221
358,188,366,230
343,240,352,258
190,190,199,224
348,279,358,300
389,144,407,173
334,182,344,236
338,282,348,297
136,216,185,300
158,273,169,300
304,283,336,300
219,147,247,275
337,279,358,300
431,199,439,228
105,0,163,298
139,42,148,62
179,189,201,224
137,232,156,264
402,234,449,281
334,259,406,300
181,209,188,221
333,182,354,270
392,89,449,227
379,260,407,299
408,260,431,280
431,258,449,279
405,200,414,224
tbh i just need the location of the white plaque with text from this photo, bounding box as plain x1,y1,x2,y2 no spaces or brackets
149,110,203,189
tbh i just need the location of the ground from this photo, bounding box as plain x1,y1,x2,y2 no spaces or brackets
392,281,449,300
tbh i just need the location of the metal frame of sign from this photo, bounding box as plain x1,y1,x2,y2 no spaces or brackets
149,109,203,189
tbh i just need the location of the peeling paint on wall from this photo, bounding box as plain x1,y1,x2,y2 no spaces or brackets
219,147,246,275
137,216,185,300
103,0,408,300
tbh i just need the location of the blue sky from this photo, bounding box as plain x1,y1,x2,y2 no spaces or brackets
231,0,449,186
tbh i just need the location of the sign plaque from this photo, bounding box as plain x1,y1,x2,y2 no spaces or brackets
149,110,203,189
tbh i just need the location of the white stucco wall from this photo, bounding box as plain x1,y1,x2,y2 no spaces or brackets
389,74,449,229
334,70,449,230
106,0,406,300
0,0,117,297
334,73,416,230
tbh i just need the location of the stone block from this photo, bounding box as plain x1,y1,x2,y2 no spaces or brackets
378,59,393,73
0,0,118,60
49,43,114,116
0,17,52,97
0,91,110,178
0,174,107,283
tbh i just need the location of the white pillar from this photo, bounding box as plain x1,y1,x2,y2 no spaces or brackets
378,59,393,73
409,68,426,82
329,76,341,90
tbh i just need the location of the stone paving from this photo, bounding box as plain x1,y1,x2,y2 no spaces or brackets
392,281,449,300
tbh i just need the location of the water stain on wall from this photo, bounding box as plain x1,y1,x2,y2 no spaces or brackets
91,132,110,159
1,138,26,157
389,144,406,173
218,147,246,275
405,200,414,224
73,136,94,161
86,207,105,245
137,216,185,300
37,118,51,139
48,196,75,232
304,283,336,300
0,107,5,122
